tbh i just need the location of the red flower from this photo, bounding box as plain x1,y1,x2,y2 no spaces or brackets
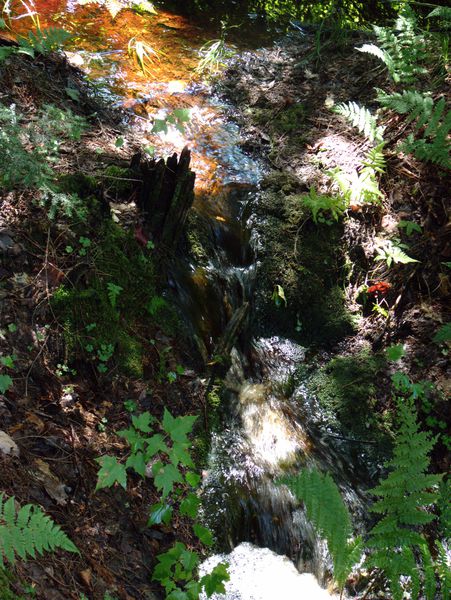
367,281,391,296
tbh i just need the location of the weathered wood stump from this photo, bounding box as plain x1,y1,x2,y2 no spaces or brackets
133,146,195,252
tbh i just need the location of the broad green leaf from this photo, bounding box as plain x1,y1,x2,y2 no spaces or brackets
132,412,155,433
193,524,213,546
152,462,183,498
117,427,145,453
95,456,127,490
386,344,405,361
201,562,230,597
181,548,198,572
148,502,173,526
152,119,168,134
172,108,191,123
144,433,169,460
185,471,201,487
0,374,13,394
126,451,147,477
162,409,197,443
433,322,451,344
179,493,200,518
168,442,193,467
398,220,422,236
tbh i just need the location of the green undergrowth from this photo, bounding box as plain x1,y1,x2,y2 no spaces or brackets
307,350,393,445
52,221,178,377
0,569,27,600
255,186,355,346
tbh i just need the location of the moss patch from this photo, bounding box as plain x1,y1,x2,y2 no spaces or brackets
52,221,177,377
0,569,26,600
102,165,135,196
253,187,355,346
307,350,393,446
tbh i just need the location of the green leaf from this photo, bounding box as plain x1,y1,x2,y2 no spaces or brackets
185,472,201,487
162,409,197,444
144,433,169,460
386,344,405,361
193,524,213,546
126,451,147,477
95,456,127,490
433,323,451,344
172,108,191,123
0,355,15,369
0,374,13,394
168,443,194,467
117,427,145,453
148,502,173,526
398,220,422,236
65,87,80,101
201,562,230,597
152,462,183,498
132,412,155,433
179,493,200,518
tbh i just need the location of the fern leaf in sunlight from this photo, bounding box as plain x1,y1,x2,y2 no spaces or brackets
333,101,384,143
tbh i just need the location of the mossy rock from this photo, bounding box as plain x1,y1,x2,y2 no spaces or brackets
52,221,178,377
253,190,355,346
307,350,393,445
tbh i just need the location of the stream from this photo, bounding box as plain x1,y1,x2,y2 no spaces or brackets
13,2,367,597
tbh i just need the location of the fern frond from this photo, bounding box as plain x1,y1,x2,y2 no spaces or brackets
333,101,384,143
377,91,450,168
357,7,427,83
0,493,78,566
279,469,362,590
367,398,443,599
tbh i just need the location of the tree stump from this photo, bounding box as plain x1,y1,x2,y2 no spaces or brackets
133,146,195,252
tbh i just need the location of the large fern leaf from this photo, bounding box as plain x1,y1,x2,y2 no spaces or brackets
367,398,443,599
279,469,363,590
333,101,384,143
357,6,427,83
0,494,78,566
377,91,450,168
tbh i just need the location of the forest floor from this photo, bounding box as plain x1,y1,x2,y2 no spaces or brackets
0,25,449,600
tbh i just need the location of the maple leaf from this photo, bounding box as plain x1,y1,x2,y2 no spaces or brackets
152,461,183,498
95,456,127,490
162,409,197,444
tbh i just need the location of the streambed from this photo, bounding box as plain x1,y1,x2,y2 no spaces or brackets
10,2,371,597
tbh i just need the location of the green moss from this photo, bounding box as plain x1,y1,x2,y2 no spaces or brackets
52,221,177,377
254,188,355,346
308,350,393,444
57,172,97,197
273,103,306,133
102,165,134,196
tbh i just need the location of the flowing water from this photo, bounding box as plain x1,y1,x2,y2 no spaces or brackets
10,2,367,596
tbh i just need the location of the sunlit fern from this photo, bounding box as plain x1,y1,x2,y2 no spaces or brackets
127,37,161,75
357,5,427,83
333,101,384,144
